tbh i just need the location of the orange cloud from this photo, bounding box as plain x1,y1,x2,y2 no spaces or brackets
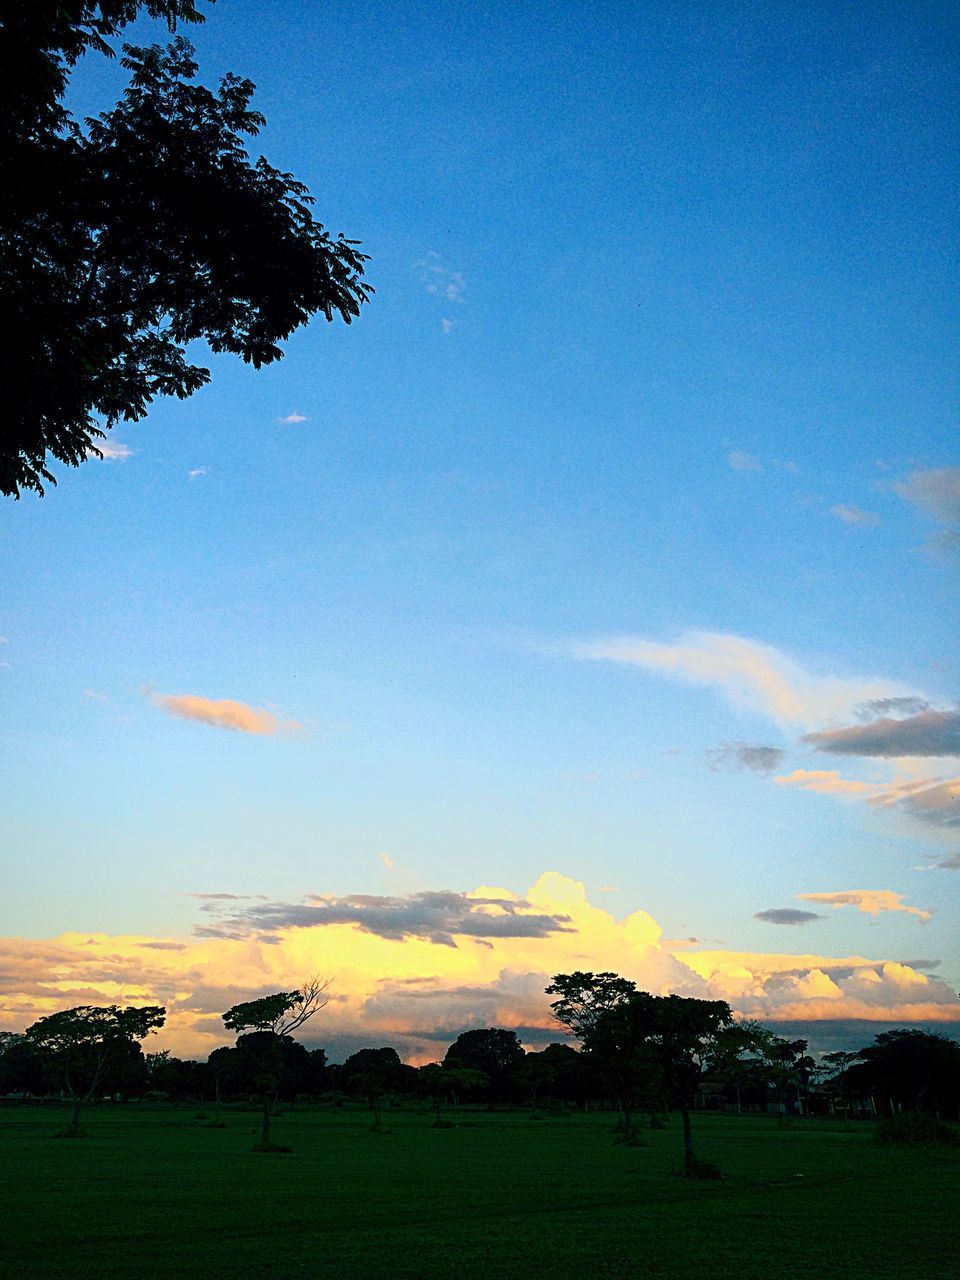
148,693,299,735
774,768,879,797
796,890,933,923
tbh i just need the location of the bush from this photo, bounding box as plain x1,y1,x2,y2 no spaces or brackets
877,1112,960,1148
683,1155,722,1179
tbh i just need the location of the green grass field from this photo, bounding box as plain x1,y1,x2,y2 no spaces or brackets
0,1103,956,1279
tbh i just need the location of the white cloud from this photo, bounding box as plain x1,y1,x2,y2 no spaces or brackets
88,441,134,462
441,318,456,334
830,504,881,526
187,467,209,480
278,413,308,425
571,631,907,727
893,467,960,526
728,450,763,473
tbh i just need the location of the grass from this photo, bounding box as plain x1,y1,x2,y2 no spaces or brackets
0,1103,956,1279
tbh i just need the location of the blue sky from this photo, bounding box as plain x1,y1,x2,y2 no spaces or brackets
1,1,957,1054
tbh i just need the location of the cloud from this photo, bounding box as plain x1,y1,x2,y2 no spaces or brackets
278,413,308,424
830,504,881,526
755,909,823,925
441,318,456,334
728,450,763,473
571,631,907,727
0,873,956,1059
804,709,960,758
187,467,209,480
774,769,879,797
796,891,932,923
148,693,299,736
88,441,134,461
855,697,931,721
193,888,575,948
708,743,785,773
379,853,396,871
921,851,960,870
893,467,960,526
416,251,465,306
871,776,960,828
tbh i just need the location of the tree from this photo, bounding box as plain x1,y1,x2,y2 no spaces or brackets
849,1030,960,1118
25,1004,165,1133
221,978,327,1149
706,1020,769,1114
443,1028,524,1103
1,3,371,498
416,1063,489,1126
341,1047,405,1128
546,971,638,1042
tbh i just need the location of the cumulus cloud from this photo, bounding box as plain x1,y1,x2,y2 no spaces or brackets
194,889,574,948
571,631,907,727
708,743,785,773
796,890,932,924
88,440,133,461
148,693,299,736
728,450,763,472
830,504,881,526
755,909,822,925
804,709,960,758
0,873,956,1061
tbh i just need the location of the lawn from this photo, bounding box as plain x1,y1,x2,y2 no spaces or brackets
0,1103,956,1279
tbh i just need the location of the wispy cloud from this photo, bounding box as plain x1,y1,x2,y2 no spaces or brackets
441,317,456,335
88,440,134,462
893,467,960,525
871,776,960,828
708,743,785,773
416,251,465,306
571,631,906,727
728,449,763,473
796,890,932,924
774,769,878,796
804,708,960,758
278,413,308,425
755,908,823,925
830,504,881,526
920,851,960,871
187,467,209,480
148,692,300,736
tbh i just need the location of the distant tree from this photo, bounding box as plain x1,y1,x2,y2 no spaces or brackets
1,2,371,498
819,1050,860,1109
221,978,327,1149
512,1051,557,1114
443,1028,524,1102
850,1030,960,1118
25,1004,165,1133
0,1033,47,1097
417,1062,489,1126
706,1020,769,1114
753,1032,811,1116
342,1047,405,1128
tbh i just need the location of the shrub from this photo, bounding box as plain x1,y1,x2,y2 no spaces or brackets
877,1112,959,1148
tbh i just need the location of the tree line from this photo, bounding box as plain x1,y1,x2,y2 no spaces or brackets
1,971,958,1169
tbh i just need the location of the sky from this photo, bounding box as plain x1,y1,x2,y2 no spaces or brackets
1,0,958,1061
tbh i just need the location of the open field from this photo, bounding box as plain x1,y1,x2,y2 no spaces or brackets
0,1104,957,1279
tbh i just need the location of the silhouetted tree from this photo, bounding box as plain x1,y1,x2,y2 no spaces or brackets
221,978,328,1148
417,1063,489,1125
1,2,371,498
342,1047,406,1127
512,1051,557,1114
0,1033,47,1097
25,1004,165,1133
849,1030,960,1118
443,1028,524,1102
546,972,638,1041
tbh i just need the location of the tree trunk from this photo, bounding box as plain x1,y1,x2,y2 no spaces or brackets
681,1105,694,1175
260,1093,271,1146
70,1097,83,1135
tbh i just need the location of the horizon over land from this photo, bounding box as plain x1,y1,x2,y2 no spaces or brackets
1,1,958,1069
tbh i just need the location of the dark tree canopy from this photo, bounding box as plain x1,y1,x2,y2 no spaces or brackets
1,3,371,497
443,1027,525,1098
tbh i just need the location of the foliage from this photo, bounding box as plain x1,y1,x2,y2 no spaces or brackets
546,971,638,1042
1,3,371,497
443,1028,524,1100
849,1030,960,1116
24,1004,165,1130
876,1111,960,1148
221,979,328,1036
